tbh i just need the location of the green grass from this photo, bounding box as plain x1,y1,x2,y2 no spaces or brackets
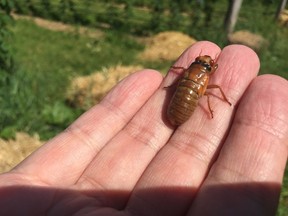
1,19,145,140
12,0,288,77
1,4,288,138
236,2,288,79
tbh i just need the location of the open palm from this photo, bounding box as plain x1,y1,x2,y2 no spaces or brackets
1,41,287,216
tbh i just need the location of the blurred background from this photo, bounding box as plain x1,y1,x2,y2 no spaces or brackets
0,0,287,214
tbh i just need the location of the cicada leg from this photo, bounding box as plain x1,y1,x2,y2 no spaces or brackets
204,84,232,118
207,84,232,106
164,66,188,89
204,92,214,118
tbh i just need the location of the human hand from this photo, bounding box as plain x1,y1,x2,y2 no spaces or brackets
0,41,287,216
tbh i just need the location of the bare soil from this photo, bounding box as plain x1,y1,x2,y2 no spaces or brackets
12,13,104,39
228,30,268,51
279,9,288,26
139,31,197,61
0,132,43,173
66,64,143,110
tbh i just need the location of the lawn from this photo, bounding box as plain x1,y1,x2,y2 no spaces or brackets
3,16,287,139
1,19,147,139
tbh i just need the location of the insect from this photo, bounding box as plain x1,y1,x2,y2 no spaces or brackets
166,55,231,126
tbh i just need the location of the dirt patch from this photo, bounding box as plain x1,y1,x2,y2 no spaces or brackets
0,132,43,173
228,30,268,51
66,65,143,109
279,9,288,26
139,31,197,61
12,13,103,39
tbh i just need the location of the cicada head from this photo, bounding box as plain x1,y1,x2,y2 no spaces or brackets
195,55,218,74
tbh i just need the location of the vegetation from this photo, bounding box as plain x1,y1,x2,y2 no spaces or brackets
0,0,15,138
0,0,14,71
1,0,287,144
11,0,288,76
2,20,144,140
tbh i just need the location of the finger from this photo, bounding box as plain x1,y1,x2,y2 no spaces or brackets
126,45,260,216
75,42,220,207
188,75,288,216
13,69,163,185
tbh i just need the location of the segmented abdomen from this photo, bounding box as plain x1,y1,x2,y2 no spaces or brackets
167,79,199,125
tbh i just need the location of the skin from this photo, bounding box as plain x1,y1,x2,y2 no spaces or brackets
0,41,288,216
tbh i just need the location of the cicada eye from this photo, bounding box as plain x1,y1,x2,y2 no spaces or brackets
195,57,201,63
203,63,212,72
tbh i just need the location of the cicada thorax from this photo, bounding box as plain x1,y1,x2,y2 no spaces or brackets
167,56,212,126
